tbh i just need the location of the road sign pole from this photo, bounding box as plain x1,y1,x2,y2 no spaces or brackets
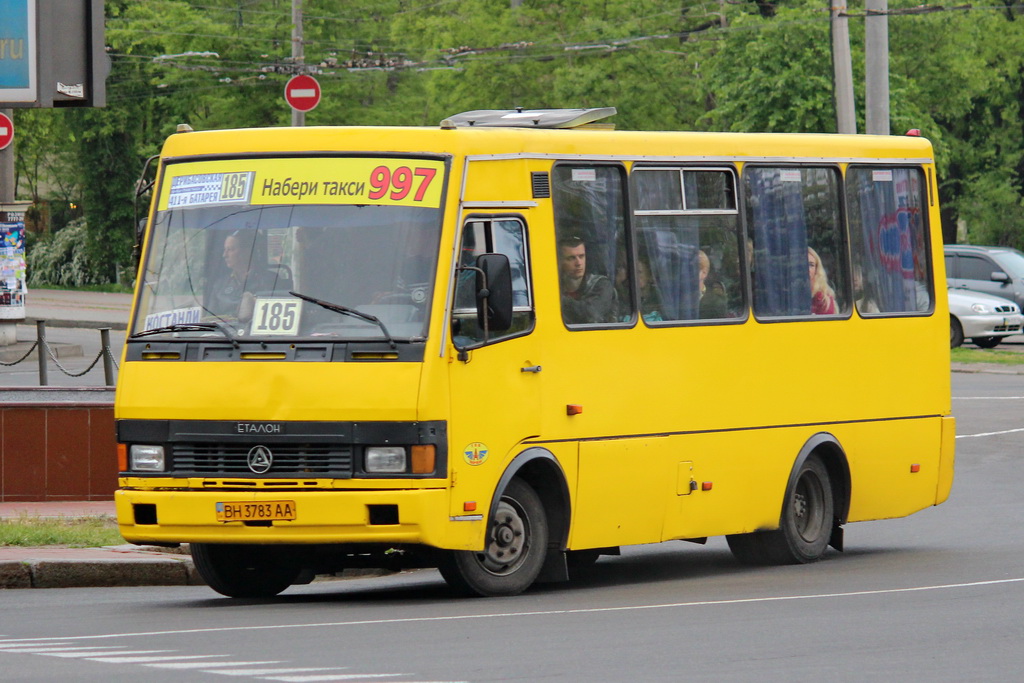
291,0,304,127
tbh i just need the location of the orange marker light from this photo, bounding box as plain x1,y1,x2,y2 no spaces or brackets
463,501,477,512
702,482,713,491
566,404,583,416
117,443,128,472
411,445,436,474
910,464,921,473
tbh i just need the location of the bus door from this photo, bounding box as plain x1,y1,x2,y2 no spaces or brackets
447,215,542,496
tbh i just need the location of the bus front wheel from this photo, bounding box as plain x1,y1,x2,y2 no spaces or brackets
439,479,548,597
727,455,834,565
191,543,301,598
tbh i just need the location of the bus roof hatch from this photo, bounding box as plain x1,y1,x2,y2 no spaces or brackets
440,107,617,130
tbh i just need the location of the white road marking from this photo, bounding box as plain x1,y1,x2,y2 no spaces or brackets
146,660,281,669
87,654,227,664
42,649,171,658
1,577,1022,645
956,427,1024,439
952,396,1024,400
264,676,405,682
205,668,350,677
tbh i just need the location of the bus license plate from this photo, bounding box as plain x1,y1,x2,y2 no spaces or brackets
216,501,296,522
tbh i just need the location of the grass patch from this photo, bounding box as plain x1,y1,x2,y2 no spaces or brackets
0,515,124,548
952,347,1024,365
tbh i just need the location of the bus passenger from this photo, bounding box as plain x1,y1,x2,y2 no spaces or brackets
698,249,727,319
637,259,663,322
808,247,837,315
558,236,616,324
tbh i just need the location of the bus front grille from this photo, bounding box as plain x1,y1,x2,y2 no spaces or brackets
171,443,353,476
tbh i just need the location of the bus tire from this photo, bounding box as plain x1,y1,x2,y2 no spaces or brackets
191,543,301,598
727,455,834,565
438,478,548,597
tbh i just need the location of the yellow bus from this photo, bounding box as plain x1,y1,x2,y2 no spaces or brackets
115,109,955,598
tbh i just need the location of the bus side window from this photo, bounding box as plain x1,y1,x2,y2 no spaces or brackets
631,167,743,323
847,166,932,315
744,166,849,318
551,164,630,327
451,217,534,347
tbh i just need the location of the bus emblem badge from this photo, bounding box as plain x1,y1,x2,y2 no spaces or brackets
463,442,488,466
247,445,274,474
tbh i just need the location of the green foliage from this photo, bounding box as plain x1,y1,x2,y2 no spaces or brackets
0,515,123,548
951,347,1024,365
26,219,105,288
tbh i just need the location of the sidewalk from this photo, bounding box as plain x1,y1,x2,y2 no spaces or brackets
0,501,202,589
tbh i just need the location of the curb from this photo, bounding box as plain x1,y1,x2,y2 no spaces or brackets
0,546,202,589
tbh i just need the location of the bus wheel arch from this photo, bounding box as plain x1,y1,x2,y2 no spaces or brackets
439,448,570,596
727,433,850,565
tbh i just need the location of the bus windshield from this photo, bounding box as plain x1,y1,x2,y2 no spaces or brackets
132,202,443,342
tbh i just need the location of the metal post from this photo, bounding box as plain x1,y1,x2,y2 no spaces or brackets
35,319,48,386
291,0,304,127
865,0,891,135
830,0,857,134
99,327,114,386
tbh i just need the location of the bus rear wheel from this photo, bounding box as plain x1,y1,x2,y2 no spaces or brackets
727,455,834,565
439,479,548,597
191,543,301,598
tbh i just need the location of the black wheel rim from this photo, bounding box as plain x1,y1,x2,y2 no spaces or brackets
793,470,826,543
473,498,531,576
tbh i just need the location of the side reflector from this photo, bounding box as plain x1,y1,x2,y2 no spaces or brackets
566,404,583,416
411,445,436,474
701,482,713,491
117,443,128,472
910,463,921,473
463,501,477,512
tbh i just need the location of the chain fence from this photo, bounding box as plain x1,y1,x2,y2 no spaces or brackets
0,321,117,386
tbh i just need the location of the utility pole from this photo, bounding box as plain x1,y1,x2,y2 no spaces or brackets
291,0,304,127
865,0,890,135
830,1,857,134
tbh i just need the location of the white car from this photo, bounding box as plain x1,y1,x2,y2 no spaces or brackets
948,288,1023,348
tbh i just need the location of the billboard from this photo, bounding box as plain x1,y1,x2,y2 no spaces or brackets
0,0,38,103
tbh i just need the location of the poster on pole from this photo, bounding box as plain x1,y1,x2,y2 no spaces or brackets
0,212,27,319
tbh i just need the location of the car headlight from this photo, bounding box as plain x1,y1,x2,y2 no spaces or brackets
130,445,165,472
365,446,407,473
970,303,989,313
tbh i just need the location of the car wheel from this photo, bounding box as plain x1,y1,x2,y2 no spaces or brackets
950,315,964,348
973,336,1001,349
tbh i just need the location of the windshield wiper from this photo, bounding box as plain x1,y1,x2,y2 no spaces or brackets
130,322,239,347
289,290,397,349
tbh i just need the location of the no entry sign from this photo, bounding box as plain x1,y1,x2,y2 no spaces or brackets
284,74,321,113
0,113,13,151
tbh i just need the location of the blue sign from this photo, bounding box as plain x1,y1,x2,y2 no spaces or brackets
0,0,37,102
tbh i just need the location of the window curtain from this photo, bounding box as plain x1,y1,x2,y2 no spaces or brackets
747,169,811,316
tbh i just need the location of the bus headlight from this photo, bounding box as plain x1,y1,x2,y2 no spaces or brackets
130,445,166,472
365,446,407,473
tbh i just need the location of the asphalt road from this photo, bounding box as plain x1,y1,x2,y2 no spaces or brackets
1,372,1021,682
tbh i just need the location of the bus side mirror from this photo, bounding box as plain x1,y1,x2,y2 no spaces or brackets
476,253,514,333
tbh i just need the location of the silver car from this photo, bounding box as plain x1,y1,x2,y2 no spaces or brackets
948,288,1023,348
